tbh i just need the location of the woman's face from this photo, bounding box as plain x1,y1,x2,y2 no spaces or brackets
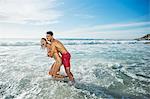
41,39,47,49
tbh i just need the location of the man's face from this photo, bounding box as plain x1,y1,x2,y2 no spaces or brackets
46,34,52,41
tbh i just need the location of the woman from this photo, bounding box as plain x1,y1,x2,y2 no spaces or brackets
41,38,66,78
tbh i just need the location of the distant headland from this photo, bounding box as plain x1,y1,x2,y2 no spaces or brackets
135,34,150,44
135,34,150,41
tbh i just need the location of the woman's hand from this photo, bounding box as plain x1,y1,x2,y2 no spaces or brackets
47,51,53,58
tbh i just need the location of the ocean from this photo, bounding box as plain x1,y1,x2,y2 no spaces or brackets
0,38,150,99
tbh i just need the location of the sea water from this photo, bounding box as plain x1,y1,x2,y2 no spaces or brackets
0,38,150,99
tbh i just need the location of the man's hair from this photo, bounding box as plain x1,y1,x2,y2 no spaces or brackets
46,31,53,36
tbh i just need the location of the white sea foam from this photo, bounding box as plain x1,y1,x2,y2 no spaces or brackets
0,39,150,99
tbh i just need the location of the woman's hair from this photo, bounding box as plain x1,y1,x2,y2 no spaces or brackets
41,38,47,49
41,38,46,41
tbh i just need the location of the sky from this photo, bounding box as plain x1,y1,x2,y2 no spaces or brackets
0,0,149,39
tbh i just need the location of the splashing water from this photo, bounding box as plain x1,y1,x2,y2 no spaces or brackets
0,39,150,99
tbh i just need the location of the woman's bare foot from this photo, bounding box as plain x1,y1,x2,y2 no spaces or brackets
52,74,68,78
48,71,53,75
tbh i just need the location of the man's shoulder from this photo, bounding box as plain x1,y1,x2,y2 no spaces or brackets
54,39,61,43
51,39,60,45
54,39,60,41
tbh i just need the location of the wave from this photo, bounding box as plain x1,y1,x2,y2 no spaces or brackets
0,42,39,46
0,40,149,46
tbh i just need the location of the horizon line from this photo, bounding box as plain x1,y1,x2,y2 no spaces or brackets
0,37,139,40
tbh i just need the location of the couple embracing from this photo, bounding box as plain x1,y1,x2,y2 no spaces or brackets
41,31,75,85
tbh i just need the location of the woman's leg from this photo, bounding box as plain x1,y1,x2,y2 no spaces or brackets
49,62,63,78
52,62,66,78
52,53,67,78
48,60,64,78
48,62,56,75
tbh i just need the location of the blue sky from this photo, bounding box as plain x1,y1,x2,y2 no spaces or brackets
0,0,149,39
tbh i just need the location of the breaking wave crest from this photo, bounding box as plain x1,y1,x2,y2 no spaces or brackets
0,39,149,46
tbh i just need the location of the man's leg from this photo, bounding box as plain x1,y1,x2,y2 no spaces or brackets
64,67,74,81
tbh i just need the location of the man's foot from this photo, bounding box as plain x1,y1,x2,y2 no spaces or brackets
65,76,68,78
68,79,75,86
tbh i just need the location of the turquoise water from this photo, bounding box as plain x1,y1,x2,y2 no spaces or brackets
0,39,150,99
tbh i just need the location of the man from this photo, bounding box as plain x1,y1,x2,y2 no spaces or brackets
46,31,75,85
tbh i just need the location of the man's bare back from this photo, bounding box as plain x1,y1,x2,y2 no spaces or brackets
50,39,68,57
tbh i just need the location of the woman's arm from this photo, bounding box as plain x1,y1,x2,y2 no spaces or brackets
47,51,51,57
46,44,52,57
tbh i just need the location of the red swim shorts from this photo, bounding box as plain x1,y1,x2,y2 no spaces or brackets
62,52,71,68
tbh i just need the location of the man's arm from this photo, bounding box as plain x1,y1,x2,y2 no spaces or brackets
49,42,56,57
